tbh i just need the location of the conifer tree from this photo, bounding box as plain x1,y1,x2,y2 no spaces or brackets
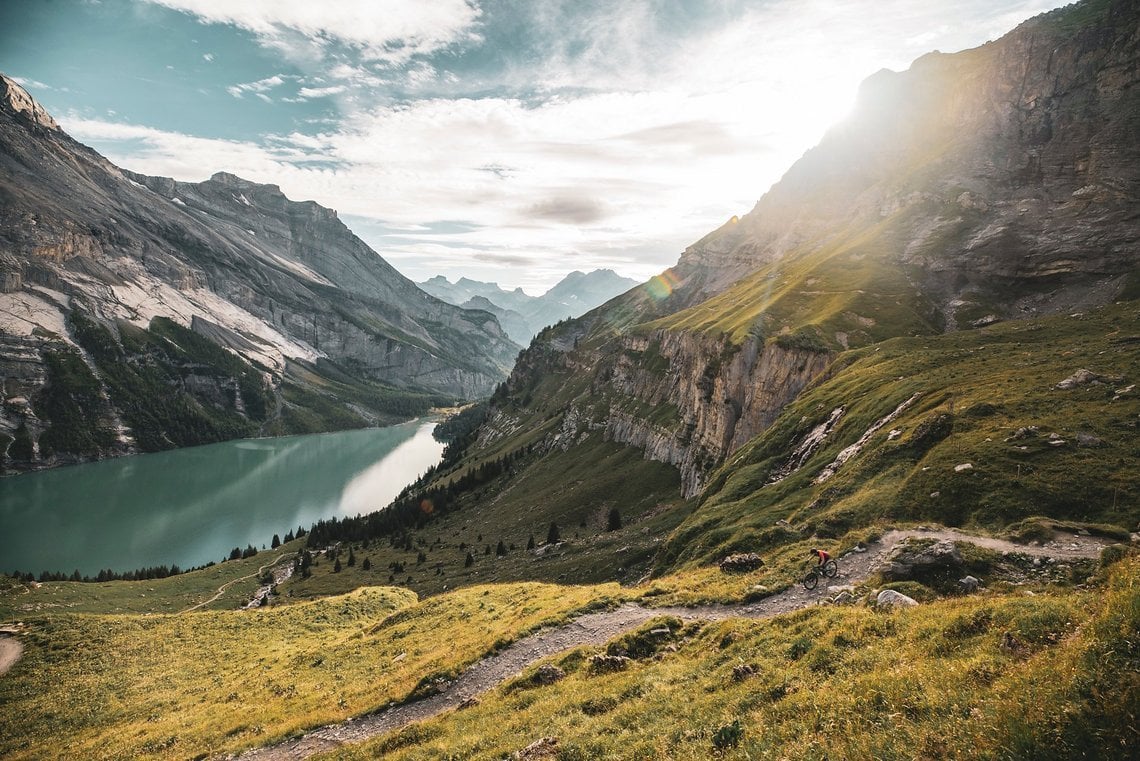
546,522,560,544
607,508,623,531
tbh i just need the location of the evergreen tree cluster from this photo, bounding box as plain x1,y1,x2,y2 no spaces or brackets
11,526,308,586
431,402,488,449
10,563,190,584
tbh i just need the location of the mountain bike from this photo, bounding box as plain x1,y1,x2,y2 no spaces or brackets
802,559,839,590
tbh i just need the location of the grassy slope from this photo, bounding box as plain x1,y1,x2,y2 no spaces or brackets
645,202,948,349
0,582,621,761
326,556,1140,761
661,301,1140,568
0,540,304,618
285,437,687,600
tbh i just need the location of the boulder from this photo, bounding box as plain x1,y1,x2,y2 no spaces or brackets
958,575,981,593
719,552,764,573
876,589,919,609
831,590,858,606
732,663,758,682
532,664,566,685
881,539,962,581
1055,369,1099,389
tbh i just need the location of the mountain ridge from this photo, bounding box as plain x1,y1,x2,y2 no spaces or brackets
419,269,639,344
0,74,518,469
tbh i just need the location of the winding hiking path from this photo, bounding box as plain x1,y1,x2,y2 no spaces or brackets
228,528,1115,760
181,552,296,614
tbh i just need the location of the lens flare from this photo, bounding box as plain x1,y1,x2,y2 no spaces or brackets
647,268,681,300
420,498,434,514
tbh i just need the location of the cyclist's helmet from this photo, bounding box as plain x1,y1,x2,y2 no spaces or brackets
810,548,819,555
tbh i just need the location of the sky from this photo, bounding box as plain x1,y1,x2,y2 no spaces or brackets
0,0,1070,294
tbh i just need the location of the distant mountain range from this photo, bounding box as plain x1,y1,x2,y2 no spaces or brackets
0,74,518,469
419,269,639,344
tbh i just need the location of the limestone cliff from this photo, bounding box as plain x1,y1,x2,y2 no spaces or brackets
491,320,831,497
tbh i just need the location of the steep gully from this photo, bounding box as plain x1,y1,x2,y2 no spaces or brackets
228,528,1114,761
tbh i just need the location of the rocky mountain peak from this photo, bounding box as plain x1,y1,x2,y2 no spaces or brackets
672,0,1139,324
207,171,278,193
0,75,59,132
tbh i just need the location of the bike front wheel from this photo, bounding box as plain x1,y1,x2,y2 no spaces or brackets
802,571,819,590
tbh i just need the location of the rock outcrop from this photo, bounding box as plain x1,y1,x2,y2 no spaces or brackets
496,319,832,496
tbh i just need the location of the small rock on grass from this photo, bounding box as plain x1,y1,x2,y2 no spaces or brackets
719,553,764,573
590,654,631,673
533,664,565,685
515,737,559,760
958,575,981,593
876,589,919,609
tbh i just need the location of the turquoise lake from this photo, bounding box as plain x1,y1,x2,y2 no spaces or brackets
0,420,444,576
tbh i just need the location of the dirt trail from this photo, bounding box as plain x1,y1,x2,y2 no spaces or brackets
181,552,295,614
227,528,1115,760
0,635,22,677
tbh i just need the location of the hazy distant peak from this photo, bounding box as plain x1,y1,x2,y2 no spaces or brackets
419,268,638,344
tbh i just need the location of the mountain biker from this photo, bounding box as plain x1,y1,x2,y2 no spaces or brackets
810,547,831,567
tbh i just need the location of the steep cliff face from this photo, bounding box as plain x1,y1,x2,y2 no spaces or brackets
0,74,518,468
493,321,831,497
673,0,1140,324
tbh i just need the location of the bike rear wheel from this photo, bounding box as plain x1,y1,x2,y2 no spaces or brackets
802,571,819,590
823,559,838,578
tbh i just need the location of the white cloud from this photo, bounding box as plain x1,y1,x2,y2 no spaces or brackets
141,0,481,63
225,74,287,98
202,52,214,62
296,85,346,99
11,76,52,91
82,0,1071,290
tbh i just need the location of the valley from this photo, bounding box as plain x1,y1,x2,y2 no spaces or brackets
2,0,1139,759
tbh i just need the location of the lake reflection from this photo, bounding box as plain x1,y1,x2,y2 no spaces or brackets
0,420,444,576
